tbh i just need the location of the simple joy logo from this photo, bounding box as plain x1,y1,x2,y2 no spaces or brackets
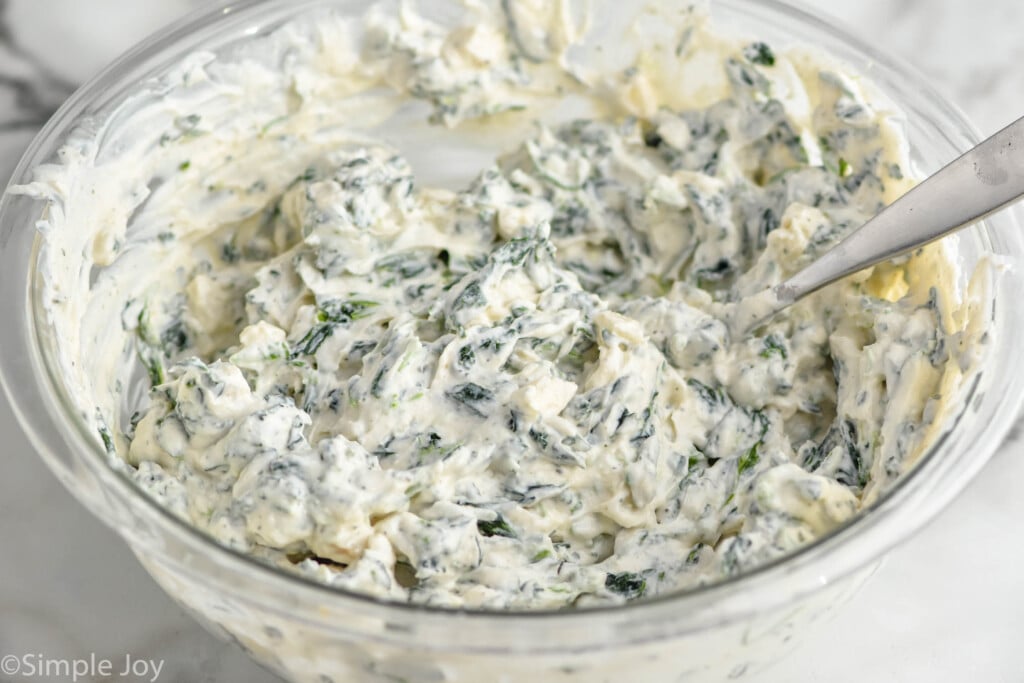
1,652,165,681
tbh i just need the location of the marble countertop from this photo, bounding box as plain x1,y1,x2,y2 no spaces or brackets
2,1,1023,681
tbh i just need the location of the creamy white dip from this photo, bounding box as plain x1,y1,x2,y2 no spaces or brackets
17,0,982,610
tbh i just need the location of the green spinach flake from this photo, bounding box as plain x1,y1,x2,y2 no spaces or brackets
160,320,189,354
738,443,760,475
97,424,115,455
744,42,776,67
447,382,494,416
605,571,647,599
686,378,727,407
452,281,486,311
478,515,516,538
457,345,476,369
760,334,787,359
292,323,336,357
318,299,379,323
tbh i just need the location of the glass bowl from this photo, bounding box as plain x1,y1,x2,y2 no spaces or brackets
2,0,1022,681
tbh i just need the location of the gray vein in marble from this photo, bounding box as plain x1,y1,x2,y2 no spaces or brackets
0,0,75,131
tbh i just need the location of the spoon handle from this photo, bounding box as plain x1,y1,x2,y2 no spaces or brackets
732,114,1024,335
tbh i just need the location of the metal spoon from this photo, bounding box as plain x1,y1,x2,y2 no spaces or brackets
729,114,1024,336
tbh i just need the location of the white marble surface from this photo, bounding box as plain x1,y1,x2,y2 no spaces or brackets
1,1,1023,681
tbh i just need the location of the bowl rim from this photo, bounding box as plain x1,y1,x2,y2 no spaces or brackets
3,0,1023,631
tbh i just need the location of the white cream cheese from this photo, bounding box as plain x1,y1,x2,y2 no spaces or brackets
15,0,982,610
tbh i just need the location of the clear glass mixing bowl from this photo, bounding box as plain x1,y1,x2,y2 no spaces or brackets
2,1,1022,681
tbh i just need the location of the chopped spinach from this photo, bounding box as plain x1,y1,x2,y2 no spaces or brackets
478,515,516,538
97,423,115,455
687,378,727,407
142,353,165,387
452,281,486,311
457,345,476,369
160,320,189,354
446,382,495,416
605,571,647,599
744,42,775,67
292,323,336,357
528,427,549,449
318,299,379,323
376,252,432,279
760,335,787,359
805,418,865,486
737,443,760,475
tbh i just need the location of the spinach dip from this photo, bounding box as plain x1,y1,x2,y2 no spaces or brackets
23,1,982,610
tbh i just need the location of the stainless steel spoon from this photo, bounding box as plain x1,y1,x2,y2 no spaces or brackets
729,114,1024,336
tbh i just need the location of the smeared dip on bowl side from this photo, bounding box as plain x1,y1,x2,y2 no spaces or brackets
17,0,984,609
